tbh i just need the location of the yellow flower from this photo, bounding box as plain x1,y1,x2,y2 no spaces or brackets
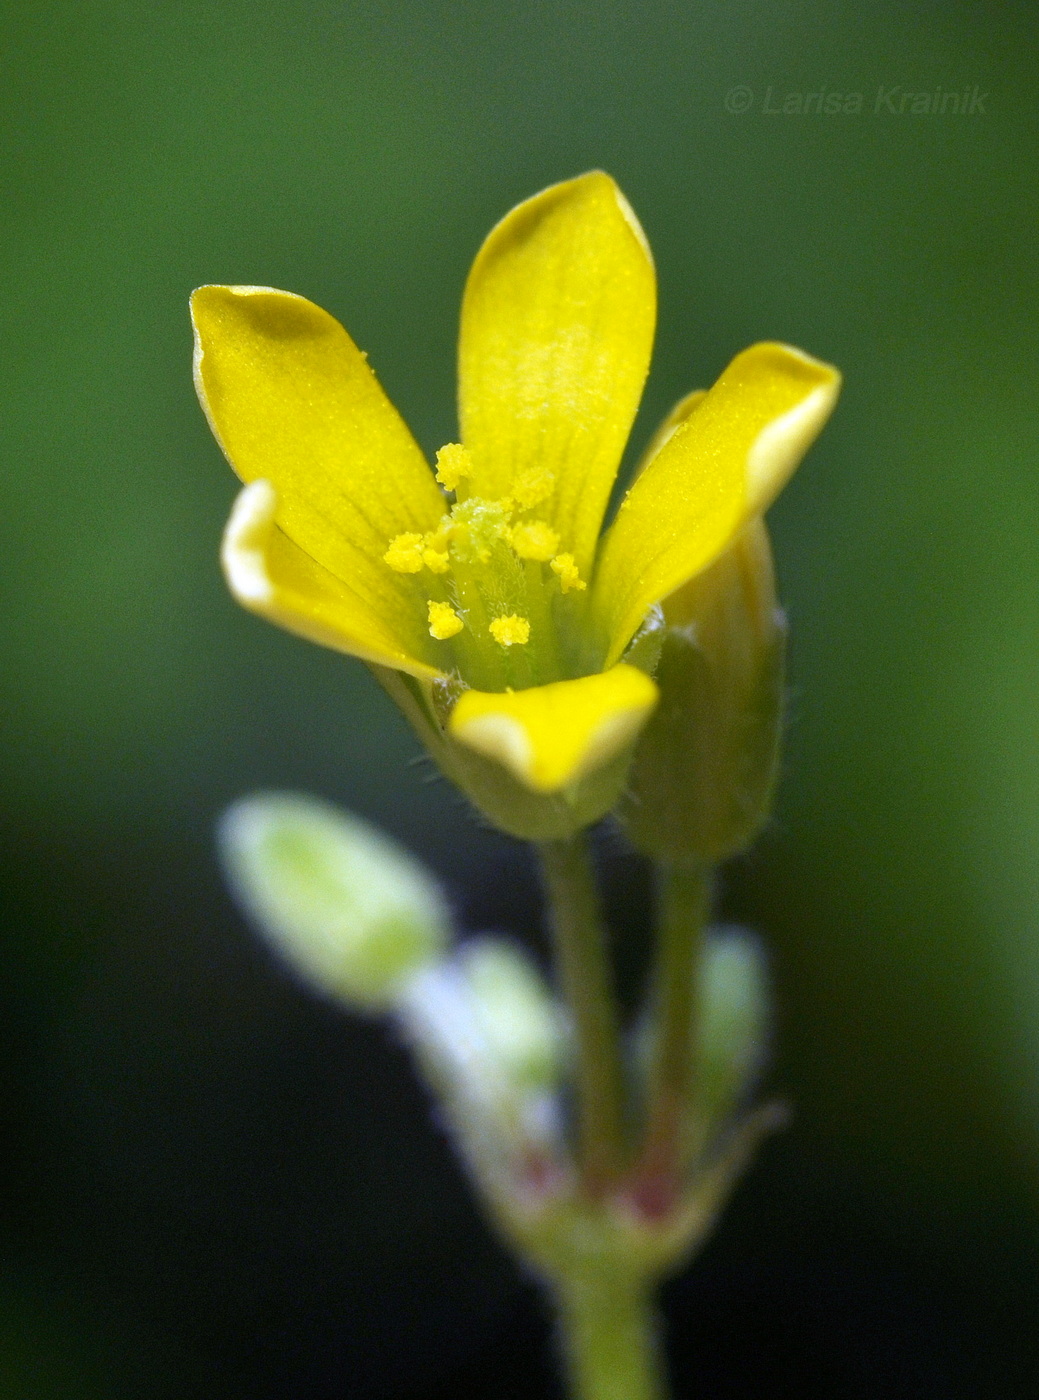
620,388,787,864
192,173,840,838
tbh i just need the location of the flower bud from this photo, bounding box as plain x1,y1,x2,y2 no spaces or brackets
397,937,566,1188
219,793,450,1010
620,518,786,864
696,927,770,1132
457,938,564,1093
633,926,770,1166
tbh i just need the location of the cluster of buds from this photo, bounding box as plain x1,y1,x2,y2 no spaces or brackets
220,791,777,1287
214,439,798,1400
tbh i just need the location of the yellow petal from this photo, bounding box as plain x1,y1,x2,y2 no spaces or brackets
192,285,444,608
448,664,658,793
633,388,708,478
458,172,656,577
593,343,840,667
222,480,441,679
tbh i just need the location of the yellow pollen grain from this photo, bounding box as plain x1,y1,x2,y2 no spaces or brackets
550,553,586,593
435,443,472,492
512,466,555,510
384,533,426,573
489,614,531,647
422,547,450,573
428,600,464,640
510,519,559,561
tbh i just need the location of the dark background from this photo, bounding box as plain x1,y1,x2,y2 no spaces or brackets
2,1,1038,1394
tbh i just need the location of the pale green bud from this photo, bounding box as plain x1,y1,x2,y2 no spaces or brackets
632,926,770,1161
457,938,563,1093
696,927,770,1131
620,518,786,864
397,938,565,1187
219,793,450,1010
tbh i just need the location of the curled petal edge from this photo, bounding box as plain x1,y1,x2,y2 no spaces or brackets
448,664,659,794
222,480,441,680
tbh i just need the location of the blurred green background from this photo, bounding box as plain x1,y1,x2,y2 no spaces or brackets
2,0,1038,1394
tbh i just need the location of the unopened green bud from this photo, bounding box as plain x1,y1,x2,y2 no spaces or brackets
218,793,450,1010
620,518,786,864
696,927,770,1131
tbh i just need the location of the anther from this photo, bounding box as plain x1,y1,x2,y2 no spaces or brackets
428,600,464,640
489,614,531,647
550,553,586,593
512,466,555,510
384,533,426,573
510,520,559,561
435,443,472,492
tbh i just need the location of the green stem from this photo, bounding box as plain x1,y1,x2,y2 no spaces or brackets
552,1272,668,1400
539,834,627,1193
637,863,712,1191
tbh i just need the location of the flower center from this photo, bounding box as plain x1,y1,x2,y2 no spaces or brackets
383,444,587,691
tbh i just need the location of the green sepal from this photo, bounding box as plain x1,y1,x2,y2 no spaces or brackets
373,665,642,841
620,521,786,864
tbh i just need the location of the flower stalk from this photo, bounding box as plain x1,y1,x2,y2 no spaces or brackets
635,863,712,1209
539,835,628,1194
552,1272,667,1400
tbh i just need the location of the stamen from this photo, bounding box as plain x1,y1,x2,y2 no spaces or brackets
510,520,559,561
428,600,464,640
422,546,451,573
384,533,426,573
383,480,561,684
512,466,555,510
435,443,472,492
550,553,586,593
489,614,531,647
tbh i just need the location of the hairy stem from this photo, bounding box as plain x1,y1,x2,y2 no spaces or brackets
538,834,627,1193
637,863,712,1197
552,1271,668,1400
